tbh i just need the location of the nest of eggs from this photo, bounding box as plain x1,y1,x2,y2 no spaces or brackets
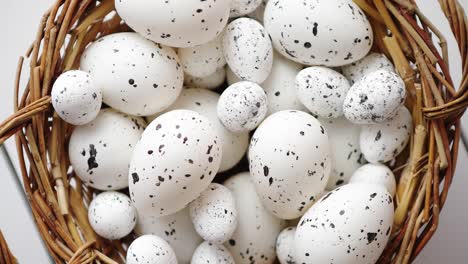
0,0,466,263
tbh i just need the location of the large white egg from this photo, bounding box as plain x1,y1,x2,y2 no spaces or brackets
129,110,222,217
276,227,297,264
319,117,366,190
342,52,395,85
249,110,331,219
350,163,397,196
230,0,263,17
343,69,406,124
189,183,238,244
51,70,102,125
296,66,351,119
360,106,413,163
178,33,226,78
294,184,394,264
223,18,273,84
192,242,235,264
88,191,137,240
224,172,287,264
264,0,373,66
147,88,249,172
127,235,177,264
115,0,230,48
69,109,146,191
263,53,307,115
135,207,202,264
184,67,227,90
80,32,183,116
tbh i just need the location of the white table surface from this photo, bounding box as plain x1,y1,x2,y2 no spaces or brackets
0,1,466,263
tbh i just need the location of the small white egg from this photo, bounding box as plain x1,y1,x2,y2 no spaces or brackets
115,0,230,48
264,0,373,66
218,81,268,133
130,110,222,217
127,235,177,264
276,227,297,264
191,242,235,264
224,172,287,264
344,69,406,124
230,0,263,17
360,106,413,163
184,67,227,90
223,18,273,83
51,70,102,125
69,109,146,191
189,183,238,244
342,52,395,85
263,53,307,115
249,110,331,219
350,163,397,196
319,117,366,190
178,33,226,78
88,191,136,240
296,66,351,119
147,88,249,172
294,184,394,264
135,207,202,264
80,32,183,116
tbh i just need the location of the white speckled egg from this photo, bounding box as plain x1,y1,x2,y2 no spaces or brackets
218,81,268,133
360,106,413,163
296,66,351,119
249,110,331,219
223,18,273,84
264,0,373,67
192,242,235,264
69,109,146,190
350,163,397,196
178,33,226,78
189,183,238,243
224,172,287,264
276,227,297,264
295,184,394,264
147,88,249,172
80,32,183,116
344,69,406,124
230,0,263,17
88,191,136,240
135,207,202,264
342,52,395,85
127,235,177,264
129,110,222,217
115,0,230,48
51,70,102,125
319,117,366,190
263,53,307,115
248,0,269,23
184,67,227,90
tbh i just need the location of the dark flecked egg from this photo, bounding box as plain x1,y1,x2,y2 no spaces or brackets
342,52,396,85
230,0,264,17
127,235,177,264
350,163,397,196
276,227,297,264
192,241,235,264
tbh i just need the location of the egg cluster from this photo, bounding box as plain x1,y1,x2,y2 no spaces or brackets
49,0,414,263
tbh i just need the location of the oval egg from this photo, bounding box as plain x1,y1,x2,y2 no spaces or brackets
249,110,331,219
192,242,235,264
230,0,263,17
342,52,395,85
129,110,222,217
127,235,177,264
276,227,297,264
350,163,397,196
184,67,227,90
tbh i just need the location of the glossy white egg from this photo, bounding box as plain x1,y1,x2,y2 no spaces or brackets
342,52,395,85
223,18,273,83
127,235,178,264
192,241,235,264
350,163,397,196
230,0,263,17
115,0,230,48
129,110,222,217
249,110,331,219
88,191,136,240
51,70,102,125
276,227,297,264
69,109,146,190
80,32,183,116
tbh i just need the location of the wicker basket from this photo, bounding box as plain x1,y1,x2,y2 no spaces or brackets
0,0,466,263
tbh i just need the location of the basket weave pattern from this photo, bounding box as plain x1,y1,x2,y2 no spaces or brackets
0,0,466,263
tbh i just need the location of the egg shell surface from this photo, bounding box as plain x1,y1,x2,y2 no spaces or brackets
184,67,227,90
69,108,146,191
191,241,235,264
276,227,297,264
230,0,263,17
249,110,331,219
350,163,397,196
127,235,178,264
342,52,395,85
80,32,183,116
129,110,222,217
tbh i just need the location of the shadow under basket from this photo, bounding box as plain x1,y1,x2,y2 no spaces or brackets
0,0,467,263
